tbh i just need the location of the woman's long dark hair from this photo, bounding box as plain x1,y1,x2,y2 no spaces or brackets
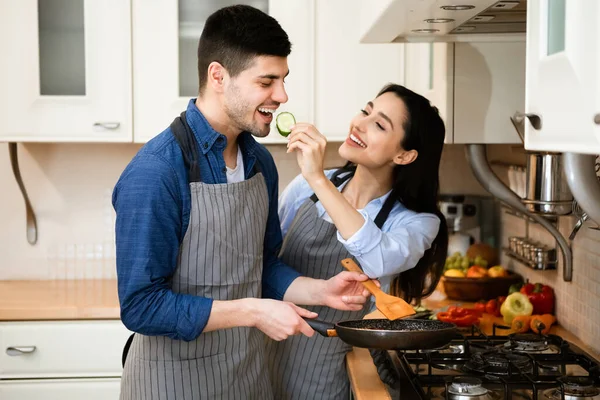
341,84,448,304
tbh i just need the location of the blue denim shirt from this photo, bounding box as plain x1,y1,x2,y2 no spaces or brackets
112,99,301,341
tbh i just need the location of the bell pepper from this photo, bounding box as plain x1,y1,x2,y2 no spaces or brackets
437,306,482,327
520,283,555,314
474,301,487,314
447,306,483,318
500,292,534,324
530,314,556,335
508,282,524,294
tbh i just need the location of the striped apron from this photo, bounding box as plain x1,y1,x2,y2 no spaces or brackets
266,173,392,400
120,112,272,399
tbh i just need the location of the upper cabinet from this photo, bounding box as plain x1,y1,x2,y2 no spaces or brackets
404,43,453,143
524,0,600,154
313,0,405,141
404,41,524,144
0,0,132,142
132,0,314,144
0,1,528,145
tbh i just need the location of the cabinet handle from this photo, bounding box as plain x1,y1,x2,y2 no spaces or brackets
594,113,600,125
6,346,37,356
93,122,121,130
510,111,543,142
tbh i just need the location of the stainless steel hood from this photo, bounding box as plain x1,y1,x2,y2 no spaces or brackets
360,0,526,43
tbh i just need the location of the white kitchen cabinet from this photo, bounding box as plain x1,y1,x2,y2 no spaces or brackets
524,0,600,154
0,320,130,398
0,0,132,142
313,0,405,141
0,378,120,400
404,41,524,144
453,42,524,144
404,43,454,143
132,0,314,144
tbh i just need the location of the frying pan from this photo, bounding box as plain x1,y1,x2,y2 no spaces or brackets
305,316,459,350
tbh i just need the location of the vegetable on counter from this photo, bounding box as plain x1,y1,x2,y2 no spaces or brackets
485,297,504,317
509,282,523,294
436,306,482,327
530,314,556,335
520,283,555,314
500,292,534,324
511,315,532,333
474,301,487,314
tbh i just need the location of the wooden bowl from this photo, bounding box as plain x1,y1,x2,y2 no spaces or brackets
442,272,523,301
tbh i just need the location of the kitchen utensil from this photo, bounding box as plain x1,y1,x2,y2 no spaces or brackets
341,258,415,320
305,318,458,350
442,272,523,301
523,152,573,215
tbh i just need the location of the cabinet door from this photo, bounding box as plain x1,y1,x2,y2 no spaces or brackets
314,0,405,141
132,0,313,144
0,0,132,142
0,378,120,400
453,42,524,144
404,43,454,143
525,0,600,153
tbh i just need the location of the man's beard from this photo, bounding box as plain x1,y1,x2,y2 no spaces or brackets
224,84,270,137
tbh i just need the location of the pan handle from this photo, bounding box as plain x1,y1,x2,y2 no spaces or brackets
303,318,338,337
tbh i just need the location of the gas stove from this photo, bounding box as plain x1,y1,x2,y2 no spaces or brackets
382,325,600,400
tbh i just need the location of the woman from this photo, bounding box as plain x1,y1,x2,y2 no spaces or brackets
266,84,449,399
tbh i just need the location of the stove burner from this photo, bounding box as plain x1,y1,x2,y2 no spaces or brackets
506,333,550,353
447,377,490,399
542,377,600,399
465,351,533,375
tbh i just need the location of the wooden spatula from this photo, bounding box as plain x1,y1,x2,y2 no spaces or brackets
341,258,416,320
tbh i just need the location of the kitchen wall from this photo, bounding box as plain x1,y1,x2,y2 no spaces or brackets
502,211,600,353
0,141,516,280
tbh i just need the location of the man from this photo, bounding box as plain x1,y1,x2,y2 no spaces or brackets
113,5,370,399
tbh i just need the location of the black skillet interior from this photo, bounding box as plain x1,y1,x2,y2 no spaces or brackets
337,318,455,331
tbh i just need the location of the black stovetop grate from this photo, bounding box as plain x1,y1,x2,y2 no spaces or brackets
388,324,600,400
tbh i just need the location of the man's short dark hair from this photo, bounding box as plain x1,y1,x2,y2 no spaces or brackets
197,5,292,94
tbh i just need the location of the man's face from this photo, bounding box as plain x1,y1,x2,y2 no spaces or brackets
223,56,289,137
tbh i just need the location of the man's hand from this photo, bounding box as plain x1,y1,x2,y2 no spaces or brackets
246,299,317,341
283,273,379,310
320,271,375,311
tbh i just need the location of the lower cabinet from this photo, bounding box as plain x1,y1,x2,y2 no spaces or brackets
0,378,121,400
0,320,131,399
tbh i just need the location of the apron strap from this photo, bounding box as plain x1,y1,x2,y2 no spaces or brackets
170,111,202,183
309,168,394,229
170,112,262,182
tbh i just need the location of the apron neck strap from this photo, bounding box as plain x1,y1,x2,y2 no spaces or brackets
171,111,202,183
170,112,262,183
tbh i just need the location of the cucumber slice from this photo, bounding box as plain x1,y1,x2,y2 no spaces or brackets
276,112,296,137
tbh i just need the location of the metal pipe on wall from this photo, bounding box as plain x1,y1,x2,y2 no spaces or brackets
465,144,573,282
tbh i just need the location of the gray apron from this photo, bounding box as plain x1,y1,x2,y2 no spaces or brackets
266,172,393,400
120,113,273,400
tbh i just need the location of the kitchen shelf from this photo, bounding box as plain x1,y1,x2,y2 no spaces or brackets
502,247,557,271
501,205,558,225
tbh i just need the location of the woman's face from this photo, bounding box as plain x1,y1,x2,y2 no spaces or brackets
338,92,417,169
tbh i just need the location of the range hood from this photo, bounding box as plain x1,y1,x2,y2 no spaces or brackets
360,0,526,43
